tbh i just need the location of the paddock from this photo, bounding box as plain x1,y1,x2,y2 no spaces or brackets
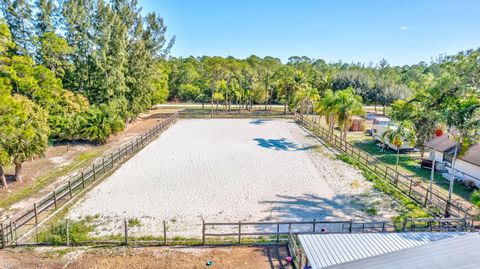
68,118,399,237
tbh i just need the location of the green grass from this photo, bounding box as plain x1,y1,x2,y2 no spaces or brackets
337,154,430,229
38,219,94,246
0,149,101,209
127,218,141,227
352,139,473,201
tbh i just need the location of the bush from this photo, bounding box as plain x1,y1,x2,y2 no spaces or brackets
38,220,94,245
336,153,430,228
470,190,480,208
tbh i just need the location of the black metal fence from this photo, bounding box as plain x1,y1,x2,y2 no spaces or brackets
296,114,472,220
0,113,178,248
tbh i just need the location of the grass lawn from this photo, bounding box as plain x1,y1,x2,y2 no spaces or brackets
302,114,474,202
352,138,473,201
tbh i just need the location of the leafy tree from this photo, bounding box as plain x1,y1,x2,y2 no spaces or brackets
77,104,125,145
7,94,49,181
382,120,416,171
1,0,35,55
332,88,365,140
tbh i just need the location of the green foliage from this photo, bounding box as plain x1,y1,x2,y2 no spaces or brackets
128,218,141,227
38,220,94,245
470,190,480,208
76,104,125,145
336,154,430,227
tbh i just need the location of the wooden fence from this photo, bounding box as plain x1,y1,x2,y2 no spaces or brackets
0,113,178,248
201,220,389,245
296,114,471,220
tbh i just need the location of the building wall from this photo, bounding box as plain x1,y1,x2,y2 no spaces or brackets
430,150,480,186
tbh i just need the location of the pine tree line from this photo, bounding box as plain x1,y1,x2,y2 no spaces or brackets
0,0,173,188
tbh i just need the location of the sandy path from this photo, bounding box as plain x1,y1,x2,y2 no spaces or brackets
69,119,398,237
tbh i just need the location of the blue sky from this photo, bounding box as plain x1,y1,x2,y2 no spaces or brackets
139,0,480,66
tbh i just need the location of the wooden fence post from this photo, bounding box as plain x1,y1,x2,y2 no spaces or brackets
312,219,316,233
102,158,105,173
408,180,413,196
163,221,167,245
349,219,353,233
66,219,69,246
81,172,85,189
1,223,5,249
13,222,17,245
34,203,39,243
276,223,280,244
124,219,128,246
238,221,242,244
92,163,96,180
53,190,57,209
111,153,114,168
68,181,72,198
202,220,206,245
9,220,13,242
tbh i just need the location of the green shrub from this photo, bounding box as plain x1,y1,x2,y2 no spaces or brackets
38,220,94,245
336,153,430,228
470,190,480,207
128,218,141,227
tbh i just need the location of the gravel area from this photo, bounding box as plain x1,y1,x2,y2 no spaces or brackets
68,118,399,237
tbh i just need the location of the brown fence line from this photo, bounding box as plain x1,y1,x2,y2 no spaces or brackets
296,114,471,220
1,217,471,249
0,113,178,248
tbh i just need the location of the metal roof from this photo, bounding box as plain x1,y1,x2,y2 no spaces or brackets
328,233,480,269
298,232,470,269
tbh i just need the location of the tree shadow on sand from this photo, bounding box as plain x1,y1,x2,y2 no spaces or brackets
253,138,313,151
250,119,272,125
245,194,371,233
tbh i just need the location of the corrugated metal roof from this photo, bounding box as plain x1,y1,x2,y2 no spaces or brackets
298,232,470,269
328,233,480,269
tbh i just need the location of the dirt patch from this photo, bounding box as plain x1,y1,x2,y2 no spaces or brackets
0,246,292,269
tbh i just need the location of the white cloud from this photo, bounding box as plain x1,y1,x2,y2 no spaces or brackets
400,26,411,30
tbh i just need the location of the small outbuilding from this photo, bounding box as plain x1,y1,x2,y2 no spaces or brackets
348,116,364,132
424,135,480,186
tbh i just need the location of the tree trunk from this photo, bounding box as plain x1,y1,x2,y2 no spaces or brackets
14,162,23,182
395,147,400,171
211,89,214,117
429,151,436,201
0,166,7,189
382,106,386,115
374,105,377,113
202,101,205,110
447,135,461,206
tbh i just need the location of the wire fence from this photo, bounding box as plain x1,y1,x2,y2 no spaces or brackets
296,114,472,221
0,113,178,248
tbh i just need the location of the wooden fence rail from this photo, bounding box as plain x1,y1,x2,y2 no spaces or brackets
295,114,471,221
0,113,178,248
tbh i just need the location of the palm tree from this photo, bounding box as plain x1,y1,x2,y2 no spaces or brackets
316,89,336,133
333,88,365,140
382,120,416,171
294,86,319,120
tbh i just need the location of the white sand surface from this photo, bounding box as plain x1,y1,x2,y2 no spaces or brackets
69,119,398,237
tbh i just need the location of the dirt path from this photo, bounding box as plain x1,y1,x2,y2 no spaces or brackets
0,108,181,220
0,246,293,269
